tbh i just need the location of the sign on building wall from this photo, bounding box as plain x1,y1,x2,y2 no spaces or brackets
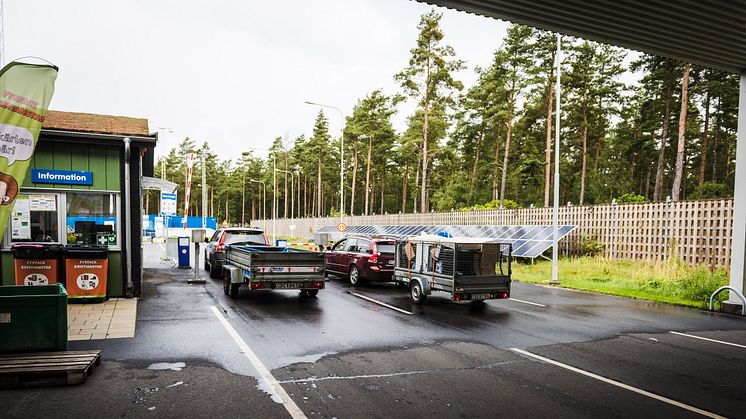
160,192,177,216
31,168,93,185
0,60,58,240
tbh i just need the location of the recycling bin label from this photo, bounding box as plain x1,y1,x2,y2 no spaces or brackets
14,259,59,286
66,258,108,298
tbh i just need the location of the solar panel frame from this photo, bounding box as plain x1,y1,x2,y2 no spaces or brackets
312,224,575,258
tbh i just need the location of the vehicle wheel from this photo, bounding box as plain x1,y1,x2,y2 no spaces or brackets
222,273,230,296
209,260,221,279
410,281,427,305
229,283,239,299
305,289,319,297
349,266,361,286
204,252,209,271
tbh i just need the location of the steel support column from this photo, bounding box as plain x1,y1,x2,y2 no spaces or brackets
726,72,746,313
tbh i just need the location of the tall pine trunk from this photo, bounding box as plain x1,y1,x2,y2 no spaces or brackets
579,106,589,205
350,150,358,215
671,63,691,201
698,80,711,187
317,157,322,217
284,153,288,218
401,162,408,213
543,72,554,207
380,166,386,214
364,132,373,215
414,151,421,212
711,99,721,182
654,60,674,202
421,102,430,213
492,124,501,201
469,130,483,203
499,83,517,208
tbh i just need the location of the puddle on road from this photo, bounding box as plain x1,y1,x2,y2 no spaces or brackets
147,362,186,371
278,352,337,366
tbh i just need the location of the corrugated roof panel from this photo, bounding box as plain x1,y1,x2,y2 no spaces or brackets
416,0,746,72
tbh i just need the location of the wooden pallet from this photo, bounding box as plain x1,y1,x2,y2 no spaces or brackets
0,350,101,389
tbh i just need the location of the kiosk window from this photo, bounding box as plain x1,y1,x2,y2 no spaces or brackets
66,193,118,246
10,194,59,243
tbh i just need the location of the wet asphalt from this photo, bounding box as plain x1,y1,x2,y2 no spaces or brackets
1,242,745,418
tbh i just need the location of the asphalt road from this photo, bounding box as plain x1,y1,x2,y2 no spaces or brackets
2,242,745,418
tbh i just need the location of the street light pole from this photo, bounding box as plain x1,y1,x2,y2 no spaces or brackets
305,101,344,226
551,35,562,285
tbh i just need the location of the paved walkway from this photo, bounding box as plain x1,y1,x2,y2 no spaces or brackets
67,298,137,341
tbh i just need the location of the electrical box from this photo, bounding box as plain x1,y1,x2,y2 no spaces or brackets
177,237,190,268
191,229,206,243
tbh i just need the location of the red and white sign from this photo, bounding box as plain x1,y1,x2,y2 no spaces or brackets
337,223,347,232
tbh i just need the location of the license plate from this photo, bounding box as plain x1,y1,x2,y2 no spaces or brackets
470,293,490,300
275,282,303,289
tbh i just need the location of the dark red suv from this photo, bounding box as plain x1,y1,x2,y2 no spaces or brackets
325,235,396,285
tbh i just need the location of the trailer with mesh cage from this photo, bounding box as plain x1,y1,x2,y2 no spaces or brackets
394,235,511,304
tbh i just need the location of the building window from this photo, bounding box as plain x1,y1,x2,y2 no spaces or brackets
10,194,59,243
66,193,118,246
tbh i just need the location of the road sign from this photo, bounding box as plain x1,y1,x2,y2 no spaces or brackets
160,192,177,216
337,223,347,232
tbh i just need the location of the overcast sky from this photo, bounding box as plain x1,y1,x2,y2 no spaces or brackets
6,0,636,160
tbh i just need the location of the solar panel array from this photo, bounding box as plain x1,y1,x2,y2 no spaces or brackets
317,225,575,258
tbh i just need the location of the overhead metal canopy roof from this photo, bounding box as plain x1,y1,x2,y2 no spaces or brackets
416,0,746,73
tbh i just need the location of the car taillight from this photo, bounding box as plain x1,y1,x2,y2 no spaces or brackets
369,242,379,264
216,233,226,252
251,282,266,289
454,294,463,301
309,281,323,289
264,235,270,245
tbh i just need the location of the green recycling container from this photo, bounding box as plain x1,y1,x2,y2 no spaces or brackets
0,284,68,353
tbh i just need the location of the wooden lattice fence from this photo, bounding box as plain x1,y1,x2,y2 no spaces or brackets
254,199,734,269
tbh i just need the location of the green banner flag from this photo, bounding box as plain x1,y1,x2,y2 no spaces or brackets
0,61,59,241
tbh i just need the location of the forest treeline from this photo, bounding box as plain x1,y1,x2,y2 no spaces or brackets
151,10,739,224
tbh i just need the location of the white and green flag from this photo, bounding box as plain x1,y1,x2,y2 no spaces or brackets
0,61,58,240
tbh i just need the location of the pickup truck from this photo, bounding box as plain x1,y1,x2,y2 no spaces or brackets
221,244,326,299
393,235,511,304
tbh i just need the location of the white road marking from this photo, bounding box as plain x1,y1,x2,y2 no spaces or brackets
670,331,746,349
351,292,414,315
508,298,546,307
211,306,307,419
278,369,430,384
510,348,725,419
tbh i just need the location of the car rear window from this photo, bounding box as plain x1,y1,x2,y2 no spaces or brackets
224,231,265,245
376,242,395,254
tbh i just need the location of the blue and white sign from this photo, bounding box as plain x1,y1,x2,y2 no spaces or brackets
32,169,93,185
160,192,177,216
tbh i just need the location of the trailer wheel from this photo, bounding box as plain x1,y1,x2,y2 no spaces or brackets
410,281,427,304
222,273,230,296
228,283,239,299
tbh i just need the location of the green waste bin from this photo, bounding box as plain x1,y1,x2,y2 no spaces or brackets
0,284,68,353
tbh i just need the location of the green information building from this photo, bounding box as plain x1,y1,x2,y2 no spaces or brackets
0,110,157,297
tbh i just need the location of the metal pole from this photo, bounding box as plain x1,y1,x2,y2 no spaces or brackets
123,137,133,296
551,35,561,285
202,150,206,229
241,170,245,227
727,72,746,308
273,154,276,245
